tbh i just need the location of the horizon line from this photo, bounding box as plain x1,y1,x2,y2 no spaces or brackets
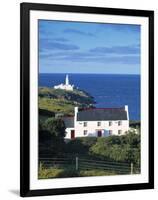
39,72,140,75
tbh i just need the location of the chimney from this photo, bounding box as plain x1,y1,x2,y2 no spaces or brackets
74,107,78,122
125,105,129,120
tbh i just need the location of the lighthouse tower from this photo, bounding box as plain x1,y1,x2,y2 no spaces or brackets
65,74,69,85
54,74,74,91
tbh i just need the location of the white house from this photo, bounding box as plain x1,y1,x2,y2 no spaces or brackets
54,74,74,91
64,106,129,139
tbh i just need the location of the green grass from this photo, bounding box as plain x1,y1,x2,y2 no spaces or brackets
79,169,116,177
38,87,95,116
39,87,93,99
38,168,64,179
39,97,75,115
38,165,117,179
38,166,78,179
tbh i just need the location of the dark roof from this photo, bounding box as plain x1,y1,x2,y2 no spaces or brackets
77,108,127,121
63,117,74,128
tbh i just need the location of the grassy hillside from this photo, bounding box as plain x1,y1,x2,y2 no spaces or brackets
39,134,140,179
39,87,95,116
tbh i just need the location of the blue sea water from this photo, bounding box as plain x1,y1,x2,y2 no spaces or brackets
39,74,140,120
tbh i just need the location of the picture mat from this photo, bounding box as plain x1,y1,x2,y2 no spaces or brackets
30,10,149,190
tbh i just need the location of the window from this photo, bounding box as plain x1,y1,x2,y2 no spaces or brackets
118,130,122,135
83,130,88,135
83,122,87,127
109,130,113,135
109,121,112,126
118,121,122,126
97,122,101,126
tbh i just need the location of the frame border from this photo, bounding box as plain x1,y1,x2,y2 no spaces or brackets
20,2,154,197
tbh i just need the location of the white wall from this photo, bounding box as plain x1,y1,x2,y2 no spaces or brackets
0,0,157,200
75,120,129,137
65,119,129,139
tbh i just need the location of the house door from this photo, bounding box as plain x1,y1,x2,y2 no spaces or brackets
71,130,75,139
97,130,102,137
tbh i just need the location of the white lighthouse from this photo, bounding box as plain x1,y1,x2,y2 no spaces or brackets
54,74,74,91
65,74,69,85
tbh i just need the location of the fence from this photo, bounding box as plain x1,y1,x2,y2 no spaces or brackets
39,156,140,175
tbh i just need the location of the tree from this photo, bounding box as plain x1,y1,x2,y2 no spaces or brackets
39,119,45,132
45,117,66,139
39,117,66,157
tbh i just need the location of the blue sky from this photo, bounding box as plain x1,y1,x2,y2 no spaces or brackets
39,20,140,74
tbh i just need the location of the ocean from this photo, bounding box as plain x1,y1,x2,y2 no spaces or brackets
39,74,140,120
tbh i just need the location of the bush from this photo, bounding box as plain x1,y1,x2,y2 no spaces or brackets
45,117,66,138
39,109,55,117
65,137,97,155
65,139,87,155
38,165,79,179
77,137,97,147
38,167,64,179
90,133,140,164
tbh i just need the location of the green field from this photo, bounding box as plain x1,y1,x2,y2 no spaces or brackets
39,87,95,116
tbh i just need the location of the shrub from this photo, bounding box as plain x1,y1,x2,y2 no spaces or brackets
90,133,140,164
45,117,66,138
38,166,79,179
38,167,64,179
65,137,97,155
39,109,55,117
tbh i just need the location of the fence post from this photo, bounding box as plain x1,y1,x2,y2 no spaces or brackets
130,163,133,174
76,157,78,171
